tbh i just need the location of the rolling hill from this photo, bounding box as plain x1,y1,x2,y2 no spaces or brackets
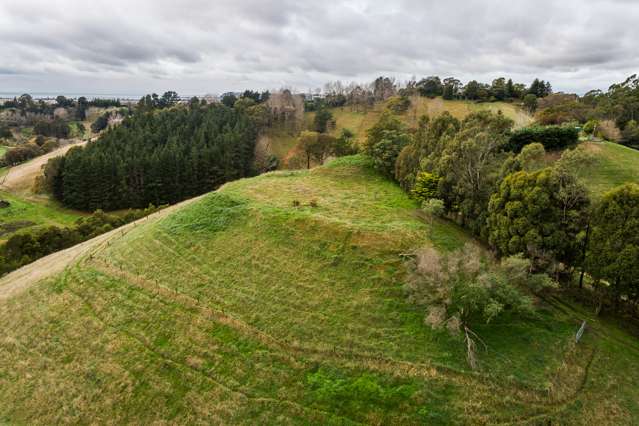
322,96,533,146
1,155,638,424
271,96,533,167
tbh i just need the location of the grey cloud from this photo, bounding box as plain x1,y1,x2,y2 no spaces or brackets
0,0,638,95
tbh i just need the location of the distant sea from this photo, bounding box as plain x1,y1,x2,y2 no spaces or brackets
0,92,144,100
0,92,202,100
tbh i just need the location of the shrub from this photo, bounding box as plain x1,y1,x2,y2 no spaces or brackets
621,120,639,147
412,172,440,201
507,125,578,152
405,244,537,368
41,139,60,153
34,119,70,139
596,120,621,141
365,112,410,178
582,119,598,135
0,125,12,140
386,95,411,113
516,142,545,171
3,143,42,165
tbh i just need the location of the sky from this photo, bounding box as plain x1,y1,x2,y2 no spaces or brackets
0,0,637,96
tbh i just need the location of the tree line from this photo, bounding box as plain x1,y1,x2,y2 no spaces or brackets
1,94,122,121
521,74,639,148
368,109,638,316
42,102,259,211
305,75,553,113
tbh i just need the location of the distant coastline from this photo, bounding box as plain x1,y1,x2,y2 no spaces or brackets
0,92,203,101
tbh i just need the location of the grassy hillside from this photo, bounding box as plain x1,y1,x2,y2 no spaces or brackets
579,141,639,196
325,96,533,146
271,97,533,163
1,156,638,424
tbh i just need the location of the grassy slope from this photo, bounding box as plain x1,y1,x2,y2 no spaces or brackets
0,191,81,242
325,96,533,146
0,156,638,424
579,141,639,197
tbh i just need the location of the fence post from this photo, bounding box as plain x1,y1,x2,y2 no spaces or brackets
576,321,587,343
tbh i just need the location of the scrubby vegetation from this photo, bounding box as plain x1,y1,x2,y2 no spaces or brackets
0,205,162,275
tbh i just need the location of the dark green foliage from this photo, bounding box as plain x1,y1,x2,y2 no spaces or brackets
487,168,589,269
0,125,13,139
621,120,639,147
528,78,552,98
34,156,65,198
332,128,358,157
313,107,333,133
507,125,578,152
523,94,538,114
395,113,460,192
240,90,270,104
365,112,410,178
221,93,238,108
91,112,111,133
54,105,258,210
417,76,443,97
586,183,639,306
437,111,514,237
137,92,179,111
55,96,74,108
88,98,121,108
34,119,70,139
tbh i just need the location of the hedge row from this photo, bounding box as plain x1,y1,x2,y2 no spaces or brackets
507,125,578,152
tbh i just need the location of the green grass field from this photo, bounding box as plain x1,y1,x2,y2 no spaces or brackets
1,156,638,424
0,191,82,241
579,141,639,197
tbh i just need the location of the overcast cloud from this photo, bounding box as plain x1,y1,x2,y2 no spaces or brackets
0,0,637,96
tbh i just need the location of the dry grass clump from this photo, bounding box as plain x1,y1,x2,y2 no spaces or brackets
598,119,622,141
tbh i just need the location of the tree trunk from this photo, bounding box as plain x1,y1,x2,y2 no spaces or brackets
579,222,590,289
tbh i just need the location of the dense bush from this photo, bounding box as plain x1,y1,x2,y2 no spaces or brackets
365,112,411,178
386,95,411,113
33,119,70,139
90,112,111,133
412,172,440,201
0,206,161,275
53,104,258,210
2,143,42,166
586,183,639,309
487,168,589,269
0,125,12,140
507,125,578,152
